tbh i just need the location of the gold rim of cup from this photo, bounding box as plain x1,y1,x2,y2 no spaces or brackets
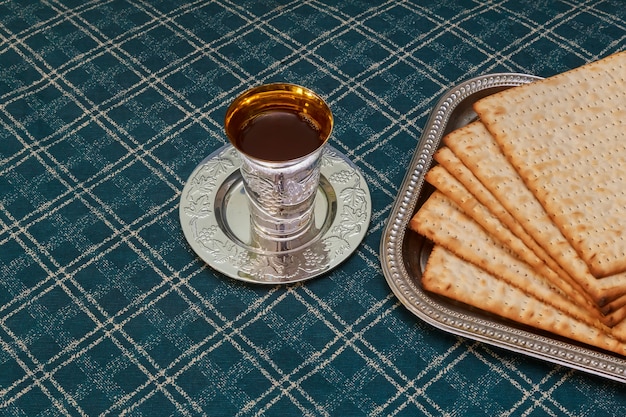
224,83,334,161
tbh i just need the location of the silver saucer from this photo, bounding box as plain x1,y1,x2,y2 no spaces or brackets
180,144,371,284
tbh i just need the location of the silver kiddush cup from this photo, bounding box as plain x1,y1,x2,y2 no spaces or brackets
224,83,333,251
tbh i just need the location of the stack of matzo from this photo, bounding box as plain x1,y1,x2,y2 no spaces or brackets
409,51,626,356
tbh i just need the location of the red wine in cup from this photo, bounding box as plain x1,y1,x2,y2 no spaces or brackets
236,109,323,161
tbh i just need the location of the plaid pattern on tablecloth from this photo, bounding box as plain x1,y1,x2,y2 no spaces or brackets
1,0,625,415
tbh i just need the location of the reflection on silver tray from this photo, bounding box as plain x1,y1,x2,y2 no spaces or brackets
180,144,371,284
380,73,626,383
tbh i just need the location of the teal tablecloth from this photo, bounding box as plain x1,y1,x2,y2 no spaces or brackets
1,0,625,415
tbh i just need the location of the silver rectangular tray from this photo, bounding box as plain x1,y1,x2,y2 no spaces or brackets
380,73,626,383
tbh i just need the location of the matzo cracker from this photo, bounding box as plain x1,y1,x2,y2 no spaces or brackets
423,246,626,356
474,51,626,277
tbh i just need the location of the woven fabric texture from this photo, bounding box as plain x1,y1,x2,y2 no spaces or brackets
1,0,625,415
